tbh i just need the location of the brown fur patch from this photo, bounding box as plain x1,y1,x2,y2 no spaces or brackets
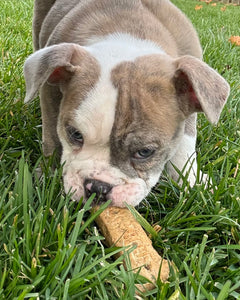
109,55,185,177
111,55,184,139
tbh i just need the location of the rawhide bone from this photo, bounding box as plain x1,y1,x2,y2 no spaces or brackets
94,206,169,291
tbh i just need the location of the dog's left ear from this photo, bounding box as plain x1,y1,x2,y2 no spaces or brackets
173,55,230,123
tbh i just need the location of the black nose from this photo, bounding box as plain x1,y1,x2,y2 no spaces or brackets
84,179,113,201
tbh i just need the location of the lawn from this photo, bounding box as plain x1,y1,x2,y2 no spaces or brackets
0,0,240,299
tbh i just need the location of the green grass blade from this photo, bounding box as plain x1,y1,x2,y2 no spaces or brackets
216,280,232,300
125,203,158,238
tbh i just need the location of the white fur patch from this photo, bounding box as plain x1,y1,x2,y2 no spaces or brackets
168,133,197,186
86,33,165,63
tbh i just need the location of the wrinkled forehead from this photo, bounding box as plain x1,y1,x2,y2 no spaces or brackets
60,53,179,146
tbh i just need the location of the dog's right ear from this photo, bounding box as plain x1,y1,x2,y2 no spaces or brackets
24,43,88,103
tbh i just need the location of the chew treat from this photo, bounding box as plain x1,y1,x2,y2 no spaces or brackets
94,206,169,291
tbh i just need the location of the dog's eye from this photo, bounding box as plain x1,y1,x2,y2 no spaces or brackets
133,148,155,160
66,126,83,146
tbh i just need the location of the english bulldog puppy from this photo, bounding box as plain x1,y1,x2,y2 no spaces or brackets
24,0,230,207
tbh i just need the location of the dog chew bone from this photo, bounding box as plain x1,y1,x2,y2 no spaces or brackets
94,206,169,291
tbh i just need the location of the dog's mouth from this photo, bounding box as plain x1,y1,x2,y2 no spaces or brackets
63,167,149,207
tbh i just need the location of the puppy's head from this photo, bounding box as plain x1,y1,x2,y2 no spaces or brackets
24,42,229,207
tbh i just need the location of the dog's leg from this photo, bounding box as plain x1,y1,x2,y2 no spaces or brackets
32,0,56,50
166,114,198,186
40,83,62,158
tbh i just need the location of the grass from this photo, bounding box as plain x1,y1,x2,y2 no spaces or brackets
0,0,240,299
